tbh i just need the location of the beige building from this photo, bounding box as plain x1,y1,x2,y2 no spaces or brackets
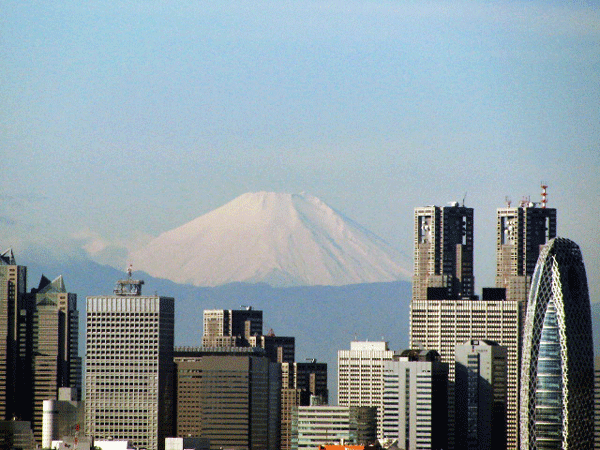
85,276,174,450
338,341,399,440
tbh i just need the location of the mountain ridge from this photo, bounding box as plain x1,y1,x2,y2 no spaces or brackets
129,192,411,287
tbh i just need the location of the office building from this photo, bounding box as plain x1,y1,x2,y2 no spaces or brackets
173,346,281,450
0,249,27,421
280,360,328,450
42,387,83,449
0,420,35,450
202,307,262,347
85,275,174,450
248,332,295,363
520,237,594,449
496,195,557,305
291,404,377,450
495,191,557,449
413,204,474,302
382,349,448,450
455,340,507,450
338,341,399,439
28,275,81,443
595,356,600,450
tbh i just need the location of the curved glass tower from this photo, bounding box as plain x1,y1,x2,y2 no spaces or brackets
520,237,594,449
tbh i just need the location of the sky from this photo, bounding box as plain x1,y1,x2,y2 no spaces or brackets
1,0,599,301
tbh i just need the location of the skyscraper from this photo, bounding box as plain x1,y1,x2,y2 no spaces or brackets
410,201,523,449
280,360,328,450
338,341,399,439
85,274,174,450
173,346,281,450
413,204,474,302
594,356,600,450
29,275,80,443
496,195,557,304
202,307,263,347
0,249,27,421
455,339,507,450
520,237,594,449
382,349,448,450
496,194,557,450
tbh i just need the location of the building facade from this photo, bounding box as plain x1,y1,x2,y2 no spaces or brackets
455,340,507,450
595,356,600,450
173,346,281,450
413,204,474,302
0,249,28,421
520,237,594,449
280,360,328,450
29,275,81,443
202,308,262,348
338,341,399,439
85,276,174,450
382,349,448,450
291,405,377,450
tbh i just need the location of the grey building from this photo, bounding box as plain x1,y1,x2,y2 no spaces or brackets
85,275,174,450
413,204,474,302
173,346,281,450
455,340,507,450
595,356,600,450
520,237,594,449
202,307,263,347
382,349,448,450
0,249,27,421
28,275,81,443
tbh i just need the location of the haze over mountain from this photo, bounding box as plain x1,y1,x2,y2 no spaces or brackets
129,192,411,287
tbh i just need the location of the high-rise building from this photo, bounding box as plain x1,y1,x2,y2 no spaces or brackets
0,249,27,421
291,404,377,450
28,275,80,443
495,195,557,450
520,237,594,449
338,341,399,439
594,356,600,450
202,307,262,347
85,275,174,450
248,332,295,364
382,349,448,450
413,204,474,302
496,197,557,305
411,289,519,447
455,339,507,450
173,346,281,450
280,360,328,450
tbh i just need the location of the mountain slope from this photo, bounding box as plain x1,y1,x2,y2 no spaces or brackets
129,192,411,287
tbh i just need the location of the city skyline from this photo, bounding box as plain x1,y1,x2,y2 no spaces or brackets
1,0,599,303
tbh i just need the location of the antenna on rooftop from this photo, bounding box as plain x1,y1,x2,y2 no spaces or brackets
462,192,467,206
541,182,548,209
505,196,512,207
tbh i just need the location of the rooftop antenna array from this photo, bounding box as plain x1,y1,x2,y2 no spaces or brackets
541,182,548,209
505,196,512,207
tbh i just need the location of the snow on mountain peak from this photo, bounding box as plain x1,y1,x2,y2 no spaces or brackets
129,192,411,287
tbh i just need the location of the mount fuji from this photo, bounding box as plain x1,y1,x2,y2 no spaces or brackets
129,192,411,287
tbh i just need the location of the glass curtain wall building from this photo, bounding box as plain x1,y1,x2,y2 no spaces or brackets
520,237,594,449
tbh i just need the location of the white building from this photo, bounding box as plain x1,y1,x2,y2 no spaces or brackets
85,276,174,450
382,349,448,450
338,341,399,439
42,387,82,449
291,404,376,450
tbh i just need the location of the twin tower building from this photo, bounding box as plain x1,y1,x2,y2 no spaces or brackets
410,193,594,449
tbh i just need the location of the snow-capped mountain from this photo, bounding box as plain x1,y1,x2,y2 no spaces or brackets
129,192,411,287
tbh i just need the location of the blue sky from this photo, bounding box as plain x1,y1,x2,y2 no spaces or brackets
2,0,599,301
